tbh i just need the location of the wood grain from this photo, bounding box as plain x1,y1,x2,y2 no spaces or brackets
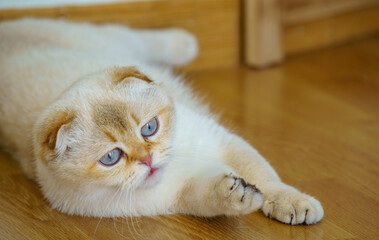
284,4,379,55
1,34,379,239
0,0,241,72
282,0,379,25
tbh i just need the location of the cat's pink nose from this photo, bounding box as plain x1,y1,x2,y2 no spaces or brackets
140,154,152,167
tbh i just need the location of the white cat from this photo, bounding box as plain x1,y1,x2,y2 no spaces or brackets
0,18,323,225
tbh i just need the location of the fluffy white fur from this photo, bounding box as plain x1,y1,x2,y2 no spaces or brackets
0,18,323,225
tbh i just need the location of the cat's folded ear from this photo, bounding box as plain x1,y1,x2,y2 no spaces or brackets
111,66,152,84
34,108,75,164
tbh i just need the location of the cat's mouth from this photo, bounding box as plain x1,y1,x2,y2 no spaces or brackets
140,161,166,188
145,164,165,179
148,167,158,177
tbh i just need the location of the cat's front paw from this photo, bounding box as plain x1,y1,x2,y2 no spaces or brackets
217,174,263,215
262,190,323,225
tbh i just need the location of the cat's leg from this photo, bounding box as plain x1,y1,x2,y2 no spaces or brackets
86,26,198,66
67,24,198,66
134,161,262,217
171,171,263,217
1,18,116,50
131,29,198,66
3,18,197,66
220,134,324,225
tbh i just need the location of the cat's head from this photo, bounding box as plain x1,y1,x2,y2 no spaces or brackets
33,66,174,216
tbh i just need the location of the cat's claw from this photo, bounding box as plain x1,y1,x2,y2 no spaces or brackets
262,191,323,225
217,174,263,215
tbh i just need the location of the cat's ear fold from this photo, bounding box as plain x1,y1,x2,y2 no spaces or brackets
53,122,72,156
111,66,152,84
34,108,75,163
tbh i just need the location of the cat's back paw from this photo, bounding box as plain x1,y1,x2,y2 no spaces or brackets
262,190,323,225
164,29,198,66
141,29,198,66
217,174,263,215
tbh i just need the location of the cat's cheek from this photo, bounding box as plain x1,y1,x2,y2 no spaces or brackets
84,161,129,186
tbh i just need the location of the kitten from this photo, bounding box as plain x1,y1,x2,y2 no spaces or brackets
0,18,323,225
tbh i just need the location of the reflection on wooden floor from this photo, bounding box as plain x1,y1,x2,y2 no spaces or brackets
1,36,378,239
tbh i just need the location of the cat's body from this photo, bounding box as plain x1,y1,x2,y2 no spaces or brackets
0,18,323,224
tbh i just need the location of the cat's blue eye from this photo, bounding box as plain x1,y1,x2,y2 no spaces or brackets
99,148,122,166
141,117,159,137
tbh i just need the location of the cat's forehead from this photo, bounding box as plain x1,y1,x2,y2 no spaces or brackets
71,66,172,130
90,96,170,132
92,101,131,132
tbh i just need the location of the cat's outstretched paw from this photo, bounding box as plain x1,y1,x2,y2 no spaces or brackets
262,191,323,225
217,174,263,215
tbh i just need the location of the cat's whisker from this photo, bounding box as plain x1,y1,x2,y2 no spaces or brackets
112,217,117,234
114,177,140,239
92,216,103,240
129,190,141,237
117,182,128,237
106,185,123,215
123,191,138,240
133,191,143,232
124,210,134,240
121,217,124,236
112,215,129,239
116,182,127,211
114,219,128,239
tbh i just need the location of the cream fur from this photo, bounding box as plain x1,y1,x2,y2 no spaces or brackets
0,18,323,225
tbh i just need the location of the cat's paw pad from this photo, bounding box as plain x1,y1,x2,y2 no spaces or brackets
263,191,323,225
217,174,263,215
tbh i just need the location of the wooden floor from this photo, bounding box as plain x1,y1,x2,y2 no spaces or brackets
1,36,379,240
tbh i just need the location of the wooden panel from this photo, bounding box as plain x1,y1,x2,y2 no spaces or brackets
244,0,283,68
282,0,379,25
282,0,337,9
284,5,379,55
243,0,379,66
1,35,379,239
0,0,241,72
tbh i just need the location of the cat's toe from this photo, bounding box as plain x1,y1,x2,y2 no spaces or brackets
263,191,323,225
218,174,263,215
